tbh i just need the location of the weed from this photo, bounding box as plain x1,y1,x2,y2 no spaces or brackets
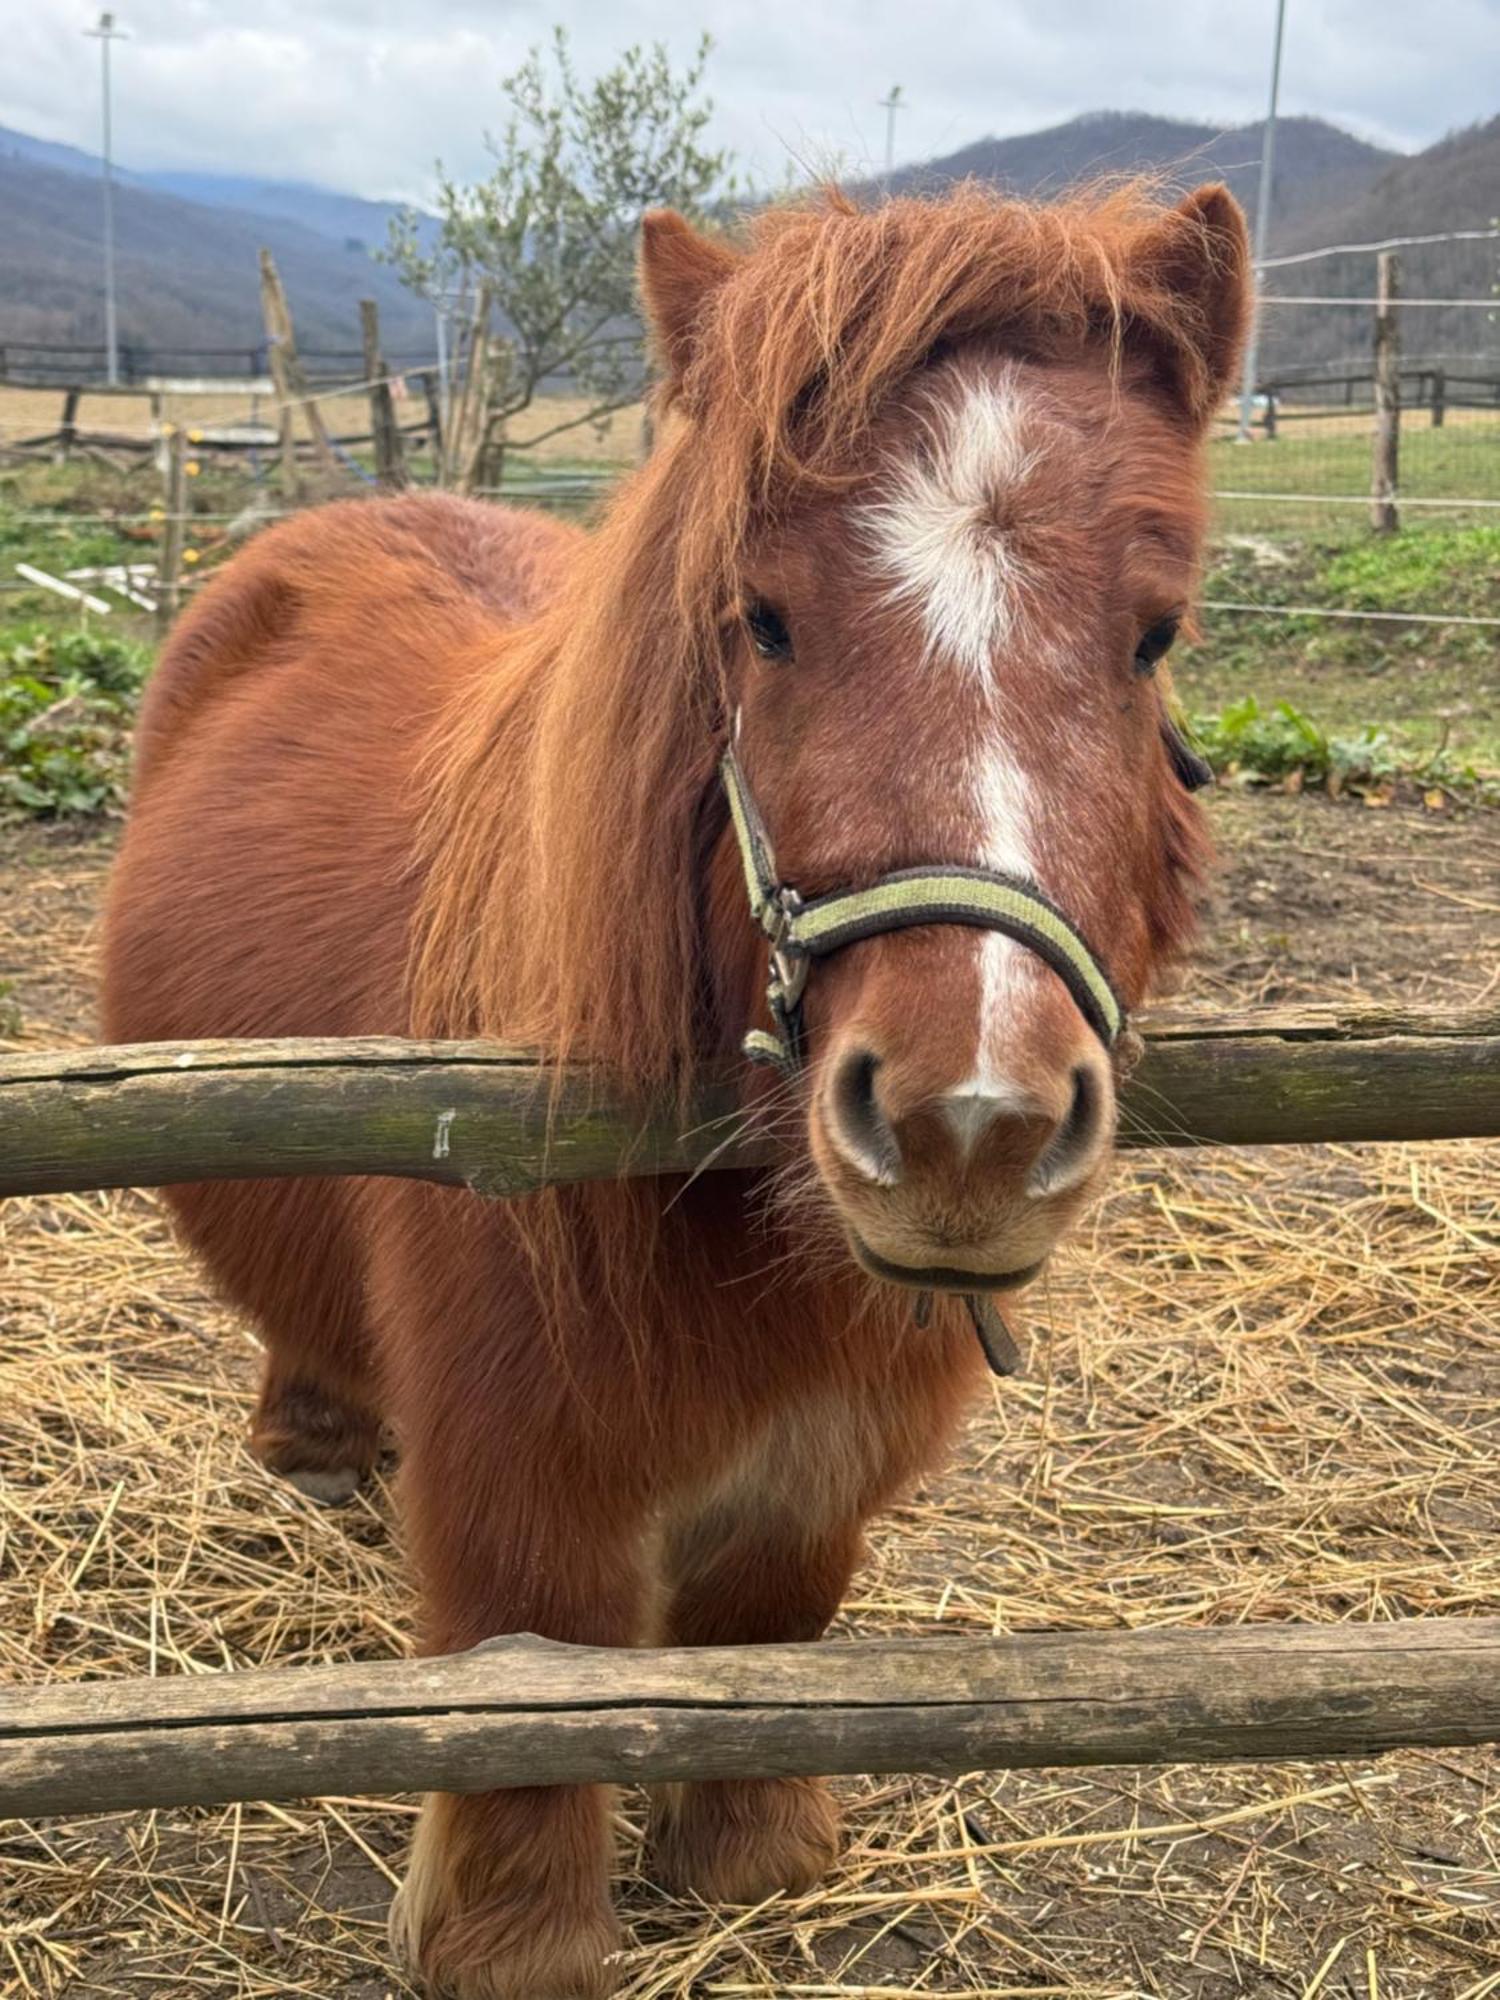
0,624,149,817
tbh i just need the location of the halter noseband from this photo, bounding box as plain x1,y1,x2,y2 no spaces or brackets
721,745,1125,1074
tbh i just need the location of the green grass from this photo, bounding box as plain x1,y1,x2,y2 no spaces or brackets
0,622,150,816
1181,524,1500,776
1208,413,1500,530
1184,694,1496,803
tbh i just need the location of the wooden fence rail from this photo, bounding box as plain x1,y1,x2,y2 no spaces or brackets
1,1003,1498,1200
4,1618,1498,1818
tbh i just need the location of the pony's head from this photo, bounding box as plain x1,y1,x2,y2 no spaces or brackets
639,185,1249,1292
417,182,1248,1310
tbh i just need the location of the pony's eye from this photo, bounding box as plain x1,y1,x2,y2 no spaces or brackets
1133,615,1180,675
745,600,794,662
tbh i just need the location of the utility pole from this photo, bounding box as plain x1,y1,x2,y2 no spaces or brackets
1236,0,1288,442
85,11,127,388
878,84,904,192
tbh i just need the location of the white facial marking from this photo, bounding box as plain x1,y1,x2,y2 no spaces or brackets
865,361,1070,1163
862,366,1039,677
940,1076,1043,1154
958,717,1043,1128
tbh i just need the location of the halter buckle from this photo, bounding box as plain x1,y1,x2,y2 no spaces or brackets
766,888,809,1012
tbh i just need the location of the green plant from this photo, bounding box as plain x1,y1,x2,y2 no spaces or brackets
1189,694,1497,803
0,625,149,817
1190,696,1331,783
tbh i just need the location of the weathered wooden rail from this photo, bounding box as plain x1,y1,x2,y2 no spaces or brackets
2,1002,1497,1200
4,1001,1497,1816
4,1619,1499,1818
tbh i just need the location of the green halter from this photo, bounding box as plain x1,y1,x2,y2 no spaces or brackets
721,745,1124,1073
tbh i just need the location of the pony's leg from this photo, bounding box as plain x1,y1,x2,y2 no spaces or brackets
377,1266,648,1992
645,1496,861,1901
387,1497,644,1998
165,1179,382,1502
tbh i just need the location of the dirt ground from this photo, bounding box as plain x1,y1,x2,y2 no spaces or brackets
2,795,1498,1999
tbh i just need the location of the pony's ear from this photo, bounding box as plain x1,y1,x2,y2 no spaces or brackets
1137,184,1253,424
639,210,739,381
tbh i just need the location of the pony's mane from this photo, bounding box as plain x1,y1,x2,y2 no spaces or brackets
410,182,1225,1092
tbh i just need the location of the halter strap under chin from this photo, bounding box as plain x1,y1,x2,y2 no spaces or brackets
720,746,1125,1073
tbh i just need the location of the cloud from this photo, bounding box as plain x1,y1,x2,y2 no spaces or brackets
1,0,1494,201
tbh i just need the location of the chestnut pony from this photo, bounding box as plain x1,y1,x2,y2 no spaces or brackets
102,183,1249,1997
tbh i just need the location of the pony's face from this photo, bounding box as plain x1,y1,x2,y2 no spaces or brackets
727,349,1209,1290
639,189,1248,1298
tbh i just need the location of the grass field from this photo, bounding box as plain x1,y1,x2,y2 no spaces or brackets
0,381,646,467
1207,411,1500,541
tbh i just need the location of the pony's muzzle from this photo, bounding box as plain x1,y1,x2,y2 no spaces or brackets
825,1040,1111,1196
811,972,1117,1283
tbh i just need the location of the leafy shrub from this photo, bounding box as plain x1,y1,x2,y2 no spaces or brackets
1191,696,1329,783
1189,695,1493,802
0,625,149,817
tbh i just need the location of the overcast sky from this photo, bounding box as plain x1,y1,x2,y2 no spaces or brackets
3,0,1496,201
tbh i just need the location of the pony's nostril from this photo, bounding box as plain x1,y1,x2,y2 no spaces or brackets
827,1047,903,1188
1030,1061,1106,1196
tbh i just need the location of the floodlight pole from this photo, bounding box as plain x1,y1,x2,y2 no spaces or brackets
85,11,128,388
878,85,904,192
1236,0,1288,442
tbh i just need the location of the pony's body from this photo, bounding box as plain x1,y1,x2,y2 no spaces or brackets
103,488,981,1987
102,186,1249,1997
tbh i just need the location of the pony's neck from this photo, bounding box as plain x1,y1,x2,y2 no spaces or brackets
411,455,750,1094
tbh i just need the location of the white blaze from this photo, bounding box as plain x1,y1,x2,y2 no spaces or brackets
862,364,1050,1138
862,367,1038,678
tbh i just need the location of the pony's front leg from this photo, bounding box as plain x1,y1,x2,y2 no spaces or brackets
386,1400,648,1997
645,1493,861,1903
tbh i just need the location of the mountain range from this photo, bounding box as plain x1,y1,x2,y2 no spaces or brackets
0,123,437,368
0,108,1495,375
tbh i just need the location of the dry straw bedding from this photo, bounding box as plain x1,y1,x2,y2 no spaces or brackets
1,812,1497,1999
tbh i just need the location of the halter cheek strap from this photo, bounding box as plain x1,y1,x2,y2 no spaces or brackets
721,745,1125,1074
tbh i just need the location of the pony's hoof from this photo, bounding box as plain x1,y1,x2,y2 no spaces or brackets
389,1805,624,1998
389,1882,623,1998
285,1464,364,1505
648,1776,841,1903
251,1375,379,1501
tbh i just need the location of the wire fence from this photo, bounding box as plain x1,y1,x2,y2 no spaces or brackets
1208,230,1499,539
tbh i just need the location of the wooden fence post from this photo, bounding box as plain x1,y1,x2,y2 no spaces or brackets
447,286,496,495
1431,365,1446,429
258,249,339,495
414,369,445,479
156,427,188,632
260,261,300,501
56,387,81,463
360,298,406,492
1370,251,1400,535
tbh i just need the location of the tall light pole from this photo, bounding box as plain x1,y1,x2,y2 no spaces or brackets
878,84,904,192
1236,0,1287,442
85,11,127,387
